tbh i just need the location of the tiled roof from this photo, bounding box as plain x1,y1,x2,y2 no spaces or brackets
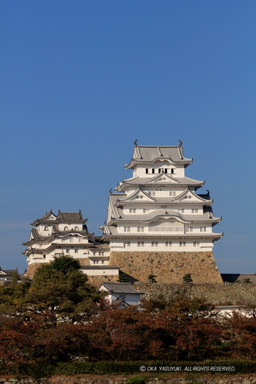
100,282,144,294
104,225,223,239
118,176,204,188
31,211,57,225
56,211,86,222
109,209,221,224
31,211,87,226
125,143,193,169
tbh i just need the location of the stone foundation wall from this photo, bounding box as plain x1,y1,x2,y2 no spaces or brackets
109,251,223,284
26,263,41,279
135,282,256,305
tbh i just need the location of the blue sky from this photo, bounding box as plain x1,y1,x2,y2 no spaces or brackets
0,0,255,273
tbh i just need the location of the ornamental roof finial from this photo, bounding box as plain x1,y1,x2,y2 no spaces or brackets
178,139,183,147
134,139,138,146
109,188,112,194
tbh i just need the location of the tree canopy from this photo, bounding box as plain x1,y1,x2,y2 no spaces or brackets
0,256,104,322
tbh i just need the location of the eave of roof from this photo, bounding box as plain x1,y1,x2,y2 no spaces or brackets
104,232,223,240
125,144,193,169
116,176,204,192
100,282,144,294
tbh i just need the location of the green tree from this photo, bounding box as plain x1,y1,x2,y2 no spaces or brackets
23,256,103,322
148,274,157,283
183,273,193,283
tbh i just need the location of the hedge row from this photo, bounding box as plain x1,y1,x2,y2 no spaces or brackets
2,360,256,378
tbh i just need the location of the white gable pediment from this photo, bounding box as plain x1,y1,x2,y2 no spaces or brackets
173,189,203,202
147,173,179,184
47,214,56,221
123,189,155,202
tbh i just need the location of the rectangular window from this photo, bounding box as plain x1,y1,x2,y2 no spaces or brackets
171,169,174,174
66,249,70,253
152,191,155,196
137,227,140,232
200,227,203,232
133,208,136,213
169,191,172,196
152,169,155,174
190,227,193,232
165,169,168,173
124,241,130,248
146,168,148,174
165,241,172,246
138,241,144,247
129,209,132,213
179,241,182,247
204,227,206,232
143,208,147,213
158,169,161,173
75,249,78,253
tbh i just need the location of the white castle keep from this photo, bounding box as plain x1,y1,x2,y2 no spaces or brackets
24,141,223,283
102,140,222,253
